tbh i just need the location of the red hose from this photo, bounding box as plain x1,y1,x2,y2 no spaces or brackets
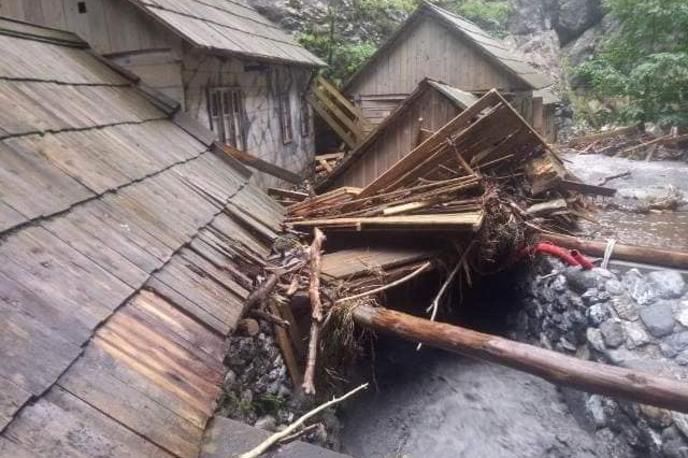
570,250,595,270
531,242,582,267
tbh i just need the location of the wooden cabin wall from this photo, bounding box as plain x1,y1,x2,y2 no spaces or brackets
333,89,461,188
348,16,526,102
0,0,180,55
182,52,315,188
358,95,407,126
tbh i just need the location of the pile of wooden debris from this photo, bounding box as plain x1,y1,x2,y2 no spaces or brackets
568,124,688,160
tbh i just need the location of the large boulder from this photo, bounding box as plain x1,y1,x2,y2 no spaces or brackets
555,0,603,44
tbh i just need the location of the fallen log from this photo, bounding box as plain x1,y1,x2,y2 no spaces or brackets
352,304,688,413
302,228,326,395
541,233,688,270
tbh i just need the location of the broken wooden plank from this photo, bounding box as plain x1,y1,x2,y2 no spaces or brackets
217,142,301,184
290,212,484,232
560,180,617,197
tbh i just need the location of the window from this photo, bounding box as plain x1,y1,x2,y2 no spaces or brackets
279,93,293,144
299,96,311,138
77,1,87,13
208,87,245,150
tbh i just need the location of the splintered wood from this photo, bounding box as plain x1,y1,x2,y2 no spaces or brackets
287,89,587,237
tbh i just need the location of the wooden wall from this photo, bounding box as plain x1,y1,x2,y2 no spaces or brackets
0,0,180,55
182,51,315,188
348,16,526,100
332,87,461,188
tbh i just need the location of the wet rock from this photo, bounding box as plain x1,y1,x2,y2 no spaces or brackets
586,327,606,352
604,279,625,296
610,296,639,321
623,321,651,349
564,268,599,293
585,395,607,428
648,271,686,300
600,319,625,348
675,301,688,327
254,415,277,431
639,404,673,429
587,303,611,327
236,318,261,337
661,332,688,358
640,301,676,337
623,269,659,306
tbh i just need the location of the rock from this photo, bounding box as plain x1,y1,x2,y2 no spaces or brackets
676,301,688,327
223,369,237,390
586,327,606,352
663,439,688,458
624,321,651,349
610,296,639,321
587,303,611,327
236,318,261,337
585,394,607,428
674,413,688,439
640,301,676,337
254,415,277,431
551,274,568,293
604,279,625,296
622,269,659,306
661,332,688,358
564,267,599,293
648,271,686,299
600,319,625,348
556,0,603,44
638,404,673,428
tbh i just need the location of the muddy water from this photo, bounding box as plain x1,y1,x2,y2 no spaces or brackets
563,153,688,250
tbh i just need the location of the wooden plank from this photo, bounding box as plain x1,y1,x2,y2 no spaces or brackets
312,84,364,140
307,94,357,148
218,142,301,184
291,212,483,232
321,246,436,280
560,180,617,197
4,386,174,458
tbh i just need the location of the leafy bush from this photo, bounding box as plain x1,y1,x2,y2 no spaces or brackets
575,0,688,126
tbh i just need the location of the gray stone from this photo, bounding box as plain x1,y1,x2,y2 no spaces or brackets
648,270,686,299
586,327,606,352
623,269,659,305
600,319,625,348
564,267,599,293
223,369,237,390
674,413,688,439
556,0,603,44
661,332,688,358
551,274,568,293
640,301,676,337
638,404,673,428
611,296,639,321
604,279,625,296
587,303,611,326
624,321,651,349
254,415,277,431
585,394,607,428
676,300,688,327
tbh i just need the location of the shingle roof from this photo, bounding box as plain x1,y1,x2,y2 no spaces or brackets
345,1,551,91
0,17,283,457
126,0,325,66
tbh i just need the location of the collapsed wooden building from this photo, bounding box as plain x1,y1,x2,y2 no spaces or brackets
0,0,324,187
343,1,559,142
0,19,286,457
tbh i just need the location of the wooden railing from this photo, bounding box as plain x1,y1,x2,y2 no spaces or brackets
307,76,372,149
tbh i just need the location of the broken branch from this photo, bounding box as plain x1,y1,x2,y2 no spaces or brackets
302,228,327,395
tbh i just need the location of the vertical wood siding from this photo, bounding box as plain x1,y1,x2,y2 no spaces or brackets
348,17,525,100
334,88,462,188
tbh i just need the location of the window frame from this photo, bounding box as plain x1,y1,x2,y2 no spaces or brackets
208,87,246,150
299,96,311,138
279,92,293,145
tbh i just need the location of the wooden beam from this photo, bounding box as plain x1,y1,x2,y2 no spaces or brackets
312,85,365,141
307,95,358,148
218,143,301,184
541,233,688,270
560,180,617,197
352,305,688,413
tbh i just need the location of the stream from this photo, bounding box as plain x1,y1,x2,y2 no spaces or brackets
339,154,688,457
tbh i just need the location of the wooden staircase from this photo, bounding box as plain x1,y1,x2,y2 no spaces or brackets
307,76,372,149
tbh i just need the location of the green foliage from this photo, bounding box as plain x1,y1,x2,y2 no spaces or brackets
575,0,688,126
298,0,511,83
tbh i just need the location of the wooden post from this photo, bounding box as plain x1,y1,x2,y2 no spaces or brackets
352,304,688,413
541,233,688,270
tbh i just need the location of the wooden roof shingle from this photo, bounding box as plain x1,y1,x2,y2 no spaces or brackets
0,18,283,457
126,0,325,66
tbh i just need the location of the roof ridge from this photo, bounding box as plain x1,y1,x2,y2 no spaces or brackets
0,16,87,47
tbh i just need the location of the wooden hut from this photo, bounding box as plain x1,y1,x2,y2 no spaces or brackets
0,0,325,186
319,78,478,190
344,1,558,141
0,17,288,456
